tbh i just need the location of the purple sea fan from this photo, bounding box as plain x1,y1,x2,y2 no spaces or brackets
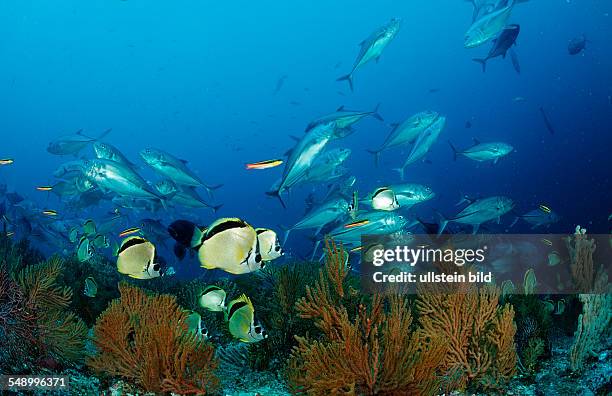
0,268,38,370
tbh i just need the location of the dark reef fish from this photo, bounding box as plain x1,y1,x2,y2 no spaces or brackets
472,24,520,72
568,35,587,55
167,219,200,260
539,106,556,135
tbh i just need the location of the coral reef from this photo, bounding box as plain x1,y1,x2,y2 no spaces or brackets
1,235,87,372
87,282,219,395
16,257,89,365
288,240,446,395
416,283,518,391
569,293,612,372
0,266,38,371
566,229,612,372
566,226,598,292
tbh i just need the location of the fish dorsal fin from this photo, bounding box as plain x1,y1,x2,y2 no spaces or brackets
337,105,345,112
118,236,147,255
373,187,389,196
202,285,223,295
227,294,253,322
289,135,300,142
472,138,481,145
205,218,247,241
179,158,188,164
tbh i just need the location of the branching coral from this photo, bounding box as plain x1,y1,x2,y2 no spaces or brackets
0,267,38,371
0,249,87,370
416,284,517,391
16,257,88,365
566,228,597,292
566,228,611,372
288,239,446,395
87,282,219,395
569,292,611,372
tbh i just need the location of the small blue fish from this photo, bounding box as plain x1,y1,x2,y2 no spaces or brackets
83,276,98,298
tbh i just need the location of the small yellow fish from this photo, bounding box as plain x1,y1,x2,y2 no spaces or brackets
350,246,363,253
0,159,14,165
539,204,552,214
344,219,369,229
42,209,58,216
541,238,553,246
246,159,283,170
36,186,54,191
119,227,141,237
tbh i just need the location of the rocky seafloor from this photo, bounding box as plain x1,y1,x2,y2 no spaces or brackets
12,334,609,396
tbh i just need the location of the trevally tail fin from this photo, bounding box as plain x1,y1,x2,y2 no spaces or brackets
434,210,449,236
366,149,381,167
266,189,287,209
336,73,354,92
472,58,487,72
448,140,459,161
203,183,223,199
371,103,384,121
392,166,406,181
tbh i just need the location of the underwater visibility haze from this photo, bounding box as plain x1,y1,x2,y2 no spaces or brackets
0,0,611,395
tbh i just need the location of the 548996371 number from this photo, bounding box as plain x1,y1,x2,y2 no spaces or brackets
0,375,70,390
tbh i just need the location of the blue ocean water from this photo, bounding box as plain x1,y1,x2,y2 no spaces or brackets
0,0,610,269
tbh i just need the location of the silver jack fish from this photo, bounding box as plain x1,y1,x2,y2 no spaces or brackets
267,121,348,208
464,0,514,48
140,148,222,197
368,110,439,166
449,139,513,163
283,197,350,245
85,159,165,203
393,116,446,180
437,195,514,234
337,18,401,91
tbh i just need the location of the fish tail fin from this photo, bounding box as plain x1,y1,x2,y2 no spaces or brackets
266,190,286,209
392,166,405,181
310,240,321,261
98,128,112,140
434,210,449,236
159,197,169,211
472,58,487,72
371,103,384,121
366,149,381,167
448,140,459,161
336,73,354,92
203,183,223,199
282,228,291,246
